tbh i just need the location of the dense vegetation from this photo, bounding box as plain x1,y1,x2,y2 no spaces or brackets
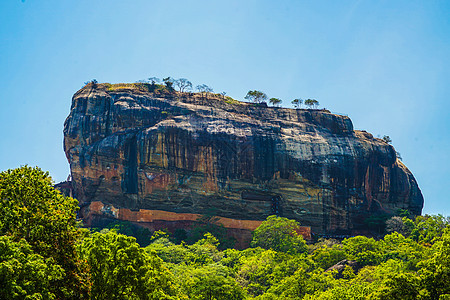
1,166,449,299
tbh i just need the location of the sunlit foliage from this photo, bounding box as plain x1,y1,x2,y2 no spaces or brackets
2,166,450,299
0,166,90,299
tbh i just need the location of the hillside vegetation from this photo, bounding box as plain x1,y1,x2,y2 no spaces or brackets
1,166,448,299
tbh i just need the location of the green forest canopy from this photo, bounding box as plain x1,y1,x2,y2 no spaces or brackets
1,166,450,299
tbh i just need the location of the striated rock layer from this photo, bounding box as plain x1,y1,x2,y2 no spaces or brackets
64,84,423,235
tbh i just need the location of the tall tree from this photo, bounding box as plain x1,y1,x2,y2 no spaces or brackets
313,99,319,108
0,166,90,299
79,230,179,300
304,99,319,109
382,135,392,144
291,98,303,109
181,263,244,300
148,77,160,85
196,84,213,99
174,78,192,93
251,215,307,255
416,228,450,298
163,77,175,91
0,236,65,300
204,85,213,95
245,90,268,104
269,98,282,107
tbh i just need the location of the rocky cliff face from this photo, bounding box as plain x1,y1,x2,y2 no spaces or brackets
64,83,423,235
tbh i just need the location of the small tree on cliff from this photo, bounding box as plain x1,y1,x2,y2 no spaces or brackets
291,98,303,109
204,84,213,96
269,98,282,107
251,215,307,255
382,135,392,144
304,99,319,109
163,77,175,91
148,77,160,85
84,79,98,88
0,166,90,298
245,90,267,104
174,78,193,93
196,84,213,99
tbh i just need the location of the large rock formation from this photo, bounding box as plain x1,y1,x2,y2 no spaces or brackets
63,83,423,235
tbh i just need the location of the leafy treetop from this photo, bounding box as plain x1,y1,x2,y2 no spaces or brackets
174,78,192,93
0,166,90,299
163,77,175,91
291,98,303,108
79,230,178,300
269,98,282,107
304,98,319,109
148,77,160,85
245,90,268,104
3,165,450,300
251,215,308,255
382,135,392,144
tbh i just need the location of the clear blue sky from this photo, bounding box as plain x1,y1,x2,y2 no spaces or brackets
0,0,449,215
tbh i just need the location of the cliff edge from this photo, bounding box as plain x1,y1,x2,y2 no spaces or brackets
63,83,423,235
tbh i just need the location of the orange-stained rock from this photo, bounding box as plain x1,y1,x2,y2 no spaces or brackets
80,200,312,246
84,201,266,231
64,83,423,235
83,200,264,231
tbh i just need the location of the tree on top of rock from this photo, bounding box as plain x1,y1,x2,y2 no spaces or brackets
174,78,192,93
291,98,303,109
148,77,160,85
382,135,392,144
245,90,267,104
196,84,213,99
84,79,98,88
304,99,319,109
269,98,282,107
163,77,175,91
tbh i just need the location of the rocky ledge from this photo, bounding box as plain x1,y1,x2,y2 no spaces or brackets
63,83,423,235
